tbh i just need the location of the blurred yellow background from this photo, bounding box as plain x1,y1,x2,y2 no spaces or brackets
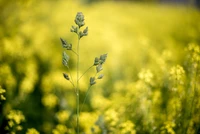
0,0,200,133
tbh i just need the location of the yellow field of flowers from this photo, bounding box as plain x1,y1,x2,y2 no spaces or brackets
0,0,200,133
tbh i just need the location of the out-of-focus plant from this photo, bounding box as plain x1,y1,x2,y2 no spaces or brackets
0,86,6,103
60,12,107,133
26,128,40,134
5,110,25,134
184,43,200,133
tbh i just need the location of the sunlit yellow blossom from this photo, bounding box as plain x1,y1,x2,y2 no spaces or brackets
80,112,98,133
16,125,23,131
169,65,185,84
119,120,136,134
52,124,67,134
7,110,25,124
26,128,40,134
5,110,25,133
56,110,70,123
161,121,176,134
138,69,154,84
0,87,6,94
42,94,58,109
104,109,119,127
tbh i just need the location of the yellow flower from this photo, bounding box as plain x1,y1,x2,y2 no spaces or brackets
56,110,70,123
42,94,58,109
138,69,154,84
7,110,25,124
26,128,40,134
170,65,185,82
52,124,67,134
120,120,136,134
0,86,6,101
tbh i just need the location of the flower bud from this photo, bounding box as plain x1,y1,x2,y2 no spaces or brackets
90,77,96,86
93,57,99,66
75,12,85,28
63,73,70,80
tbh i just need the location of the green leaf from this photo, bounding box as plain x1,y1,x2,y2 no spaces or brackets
62,51,69,67
96,64,103,73
90,77,96,86
98,74,104,79
63,73,70,80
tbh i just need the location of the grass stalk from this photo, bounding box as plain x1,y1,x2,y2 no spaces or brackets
76,37,80,134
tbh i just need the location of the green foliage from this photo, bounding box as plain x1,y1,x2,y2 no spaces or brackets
0,1,200,134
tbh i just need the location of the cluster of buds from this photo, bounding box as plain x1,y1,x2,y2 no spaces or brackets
187,43,200,69
70,12,88,39
90,54,108,86
75,12,85,28
169,65,185,89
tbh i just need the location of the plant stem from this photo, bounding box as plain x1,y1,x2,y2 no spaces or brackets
78,65,94,81
80,86,91,112
76,37,80,134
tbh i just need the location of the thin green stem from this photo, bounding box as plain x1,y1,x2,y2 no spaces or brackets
76,36,80,134
66,66,76,93
71,49,78,56
67,67,75,85
80,86,91,112
78,65,94,81
80,72,97,112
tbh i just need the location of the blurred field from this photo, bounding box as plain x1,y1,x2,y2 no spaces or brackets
0,0,200,133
